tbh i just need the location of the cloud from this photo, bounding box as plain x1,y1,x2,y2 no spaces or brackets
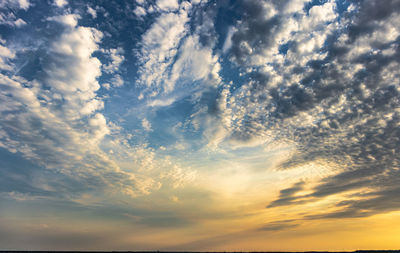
146,97,176,107
140,4,227,148
109,74,124,88
136,0,220,101
258,219,300,231
137,9,190,95
0,1,29,27
266,0,399,215
0,14,162,200
102,47,124,74
267,181,306,207
222,26,237,54
87,6,97,18
47,14,80,27
18,0,30,10
1,191,43,202
169,34,221,86
156,0,179,12
53,0,67,8
141,118,152,132
229,0,281,64
0,0,30,10
134,6,147,17
188,0,400,219
0,44,15,71
2,1,400,247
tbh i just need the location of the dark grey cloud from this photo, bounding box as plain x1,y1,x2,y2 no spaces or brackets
305,171,400,219
230,0,281,64
267,181,307,207
347,0,400,43
258,219,300,231
190,0,219,48
217,0,400,219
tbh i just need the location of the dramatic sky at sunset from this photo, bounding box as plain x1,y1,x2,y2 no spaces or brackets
1,0,400,250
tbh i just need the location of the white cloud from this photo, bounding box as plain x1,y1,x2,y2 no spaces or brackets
138,10,190,95
54,0,67,7
0,13,200,201
47,14,80,27
102,82,111,90
156,0,179,12
87,6,97,18
88,113,110,142
0,15,136,197
45,23,104,119
147,97,176,107
18,0,30,10
160,164,196,188
141,118,152,132
102,47,124,74
283,0,308,14
0,12,27,27
0,0,30,10
222,26,236,54
0,44,15,71
99,47,125,89
134,6,147,17
137,3,223,114
13,18,26,26
308,1,336,24
169,35,221,87
110,74,124,88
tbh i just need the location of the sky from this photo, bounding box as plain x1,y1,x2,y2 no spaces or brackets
0,0,400,251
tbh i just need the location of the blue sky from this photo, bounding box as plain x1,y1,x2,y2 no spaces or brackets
1,0,400,250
